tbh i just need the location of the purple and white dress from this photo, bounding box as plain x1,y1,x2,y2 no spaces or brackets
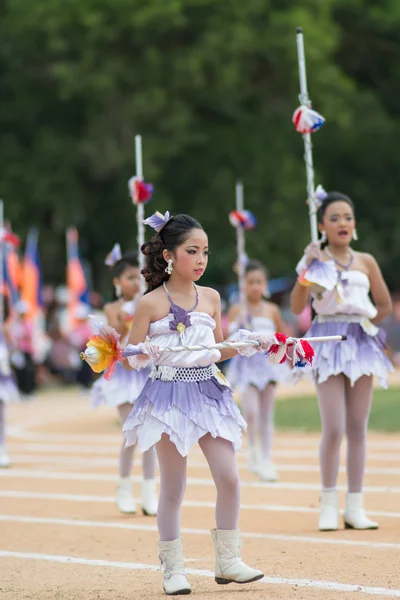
0,333,19,404
297,259,394,388
91,305,150,409
123,285,247,457
226,316,292,392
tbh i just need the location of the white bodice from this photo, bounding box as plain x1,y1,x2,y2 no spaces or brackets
313,270,377,319
148,311,220,367
229,315,276,336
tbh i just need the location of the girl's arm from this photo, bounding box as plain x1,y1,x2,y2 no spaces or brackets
290,282,311,315
213,292,240,362
123,297,153,370
364,254,393,324
104,303,126,336
272,304,285,333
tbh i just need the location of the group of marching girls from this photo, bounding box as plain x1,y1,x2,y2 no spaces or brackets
2,35,395,599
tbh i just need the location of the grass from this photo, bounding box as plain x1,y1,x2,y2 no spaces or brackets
274,387,400,433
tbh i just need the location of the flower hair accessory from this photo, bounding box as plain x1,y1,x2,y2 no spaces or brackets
105,243,122,267
143,211,171,233
313,184,328,208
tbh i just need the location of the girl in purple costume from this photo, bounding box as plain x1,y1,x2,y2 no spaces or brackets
227,261,291,482
0,330,19,468
123,212,265,596
91,251,157,516
291,191,393,532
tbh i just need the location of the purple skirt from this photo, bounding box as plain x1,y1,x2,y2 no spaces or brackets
308,320,393,388
226,353,292,392
123,373,247,457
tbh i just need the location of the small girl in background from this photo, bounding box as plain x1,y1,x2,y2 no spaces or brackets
227,261,290,481
91,248,157,516
0,297,19,467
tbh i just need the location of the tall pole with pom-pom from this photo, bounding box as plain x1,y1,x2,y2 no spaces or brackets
294,27,325,243
229,183,256,328
129,135,154,296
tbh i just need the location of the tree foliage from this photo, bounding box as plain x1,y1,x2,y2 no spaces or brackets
1,0,399,291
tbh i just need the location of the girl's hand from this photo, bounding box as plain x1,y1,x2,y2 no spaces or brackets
304,241,323,266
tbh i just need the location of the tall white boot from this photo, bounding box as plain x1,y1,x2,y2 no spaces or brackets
211,529,264,585
141,479,158,516
116,476,136,514
343,493,378,530
258,460,279,482
158,537,191,595
318,490,339,531
0,445,10,468
246,443,259,474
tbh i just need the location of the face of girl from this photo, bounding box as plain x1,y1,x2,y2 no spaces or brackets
114,265,141,300
170,228,209,281
245,269,267,302
320,201,355,247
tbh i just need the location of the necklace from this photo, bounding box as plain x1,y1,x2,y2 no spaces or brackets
325,247,354,271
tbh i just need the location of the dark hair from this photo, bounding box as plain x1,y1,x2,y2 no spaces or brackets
245,260,269,279
112,251,139,279
317,191,355,224
141,214,204,292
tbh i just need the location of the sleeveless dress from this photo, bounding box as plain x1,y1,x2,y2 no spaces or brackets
226,316,292,391
297,259,394,388
91,303,150,408
123,285,246,456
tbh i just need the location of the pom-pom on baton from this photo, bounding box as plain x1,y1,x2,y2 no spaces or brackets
80,324,347,378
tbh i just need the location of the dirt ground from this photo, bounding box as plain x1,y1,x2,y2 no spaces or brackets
0,381,399,600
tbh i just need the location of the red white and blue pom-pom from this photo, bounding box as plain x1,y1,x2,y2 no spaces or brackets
292,338,314,368
292,105,325,134
229,210,256,230
128,177,154,205
265,332,288,365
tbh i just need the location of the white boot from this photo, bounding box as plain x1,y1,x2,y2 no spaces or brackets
141,479,158,516
319,490,339,531
211,529,264,585
0,445,10,468
116,477,136,514
343,493,379,530
158,537,191,595
258,460,279,482
246,443,259,474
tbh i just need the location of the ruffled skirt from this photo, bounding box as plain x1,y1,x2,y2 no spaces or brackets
308,320,394,388
226,353,292,391
91,362,150,408
123,371,247,457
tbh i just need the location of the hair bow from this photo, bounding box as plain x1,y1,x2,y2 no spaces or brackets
143,211,171,233
105,243,122,266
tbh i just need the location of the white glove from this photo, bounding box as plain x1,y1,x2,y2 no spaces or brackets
303,241,323,266
233,330,274,357
126,342,160,370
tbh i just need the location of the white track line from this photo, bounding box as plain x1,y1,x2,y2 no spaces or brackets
2,490,400,519
1,515,399,551
8,431,400,451
7,454,400,476
1,469,400,493
1,550,399,596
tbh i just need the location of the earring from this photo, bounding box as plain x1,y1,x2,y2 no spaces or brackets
115,284,122,298
320,231,327,243
264,286,271,299
353,229,358,241
165,259,173,275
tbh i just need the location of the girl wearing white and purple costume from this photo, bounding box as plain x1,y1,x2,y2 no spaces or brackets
291,191,393,532
91,248,157,516
226,260,291,482
0,329,19,468
123,211,265,596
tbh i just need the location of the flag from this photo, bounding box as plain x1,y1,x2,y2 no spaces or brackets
66,227,89,329
20,228,42,320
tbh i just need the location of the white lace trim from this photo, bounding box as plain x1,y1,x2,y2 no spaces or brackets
150,363,219,382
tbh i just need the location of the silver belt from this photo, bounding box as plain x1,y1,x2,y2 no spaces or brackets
315,314,365,324
150,363,219,383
